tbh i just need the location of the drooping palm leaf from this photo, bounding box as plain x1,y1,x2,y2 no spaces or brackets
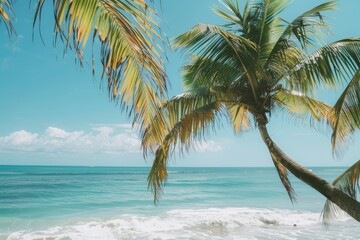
283,38,360,94
225,102,251,134
34,0,167,128
271,152,296,202
274,89,333,128
331,69,360,153
146,97,222,202
0,0,15,36
142,89,216,156
322,160,360,224
273,89,335,202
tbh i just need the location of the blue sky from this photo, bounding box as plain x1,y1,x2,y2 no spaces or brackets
0,0,359,167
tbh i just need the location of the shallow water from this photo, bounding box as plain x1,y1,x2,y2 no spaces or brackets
0,166,357,239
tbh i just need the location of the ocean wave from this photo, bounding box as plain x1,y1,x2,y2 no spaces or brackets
5,208,355,240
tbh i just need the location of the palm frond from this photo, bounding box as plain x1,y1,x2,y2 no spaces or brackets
214,0,244,29
225,102,251,134
265,1,336,82
252,0,288,63
283,38,360,94
268,1,335,57
142,89,216,156
217,0,289,66
322,160,360,224
331,69,360,153
146,100,222,203
173,22,260,100
271,153,296,202
274,89,333,129
267,40,304,82
0,0,15,36
182,56,240,92
34,0,167,128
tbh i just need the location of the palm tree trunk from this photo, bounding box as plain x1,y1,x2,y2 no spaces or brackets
255,115,360,222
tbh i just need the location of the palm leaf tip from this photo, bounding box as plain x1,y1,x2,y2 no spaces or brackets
147,146,169,204
331,68,360,155
33,0,167,127
143,91,222,203
0,0,15,36
271,154,297,203
274,90,333,131
322,160,360,224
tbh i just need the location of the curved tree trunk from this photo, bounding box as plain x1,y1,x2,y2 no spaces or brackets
255,115,360,222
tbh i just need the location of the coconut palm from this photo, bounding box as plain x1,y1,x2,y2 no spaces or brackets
1,0,167,128
142,0,360,221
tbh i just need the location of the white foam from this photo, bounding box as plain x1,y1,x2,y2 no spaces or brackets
6,208,356,240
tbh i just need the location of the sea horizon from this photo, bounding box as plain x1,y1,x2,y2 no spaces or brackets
1,165,357,239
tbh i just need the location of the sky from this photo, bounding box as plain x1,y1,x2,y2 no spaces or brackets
0,0,359,167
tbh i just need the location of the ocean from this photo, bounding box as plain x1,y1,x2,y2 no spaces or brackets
0,165,358,239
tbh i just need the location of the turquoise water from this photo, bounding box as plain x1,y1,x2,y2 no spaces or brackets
0,166,358,239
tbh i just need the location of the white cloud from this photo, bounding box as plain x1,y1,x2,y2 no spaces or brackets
0,125,141,155
2,130,38,145
92,126,114,136
0,126,224,157
195,140,223,153
90,123,134,133
46,127,84,138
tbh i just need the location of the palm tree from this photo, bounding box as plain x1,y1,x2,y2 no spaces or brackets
1,0,167,129
142,0,360,221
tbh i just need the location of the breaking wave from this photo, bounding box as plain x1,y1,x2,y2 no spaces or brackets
5,208,355,240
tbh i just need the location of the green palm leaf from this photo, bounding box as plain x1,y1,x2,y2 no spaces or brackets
225,102,251,134
271,152,296,202
331,69,360,153
182,56,241,92
283,38,360,94
146,97,222,202
273,89,335,202
274,89,333,127
267,1,335,57
322,160,360,224
142,89,216,155
251,0,289,63
173,23,260,100
265,1,336,85
34,0,167,128
214,0,244,28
